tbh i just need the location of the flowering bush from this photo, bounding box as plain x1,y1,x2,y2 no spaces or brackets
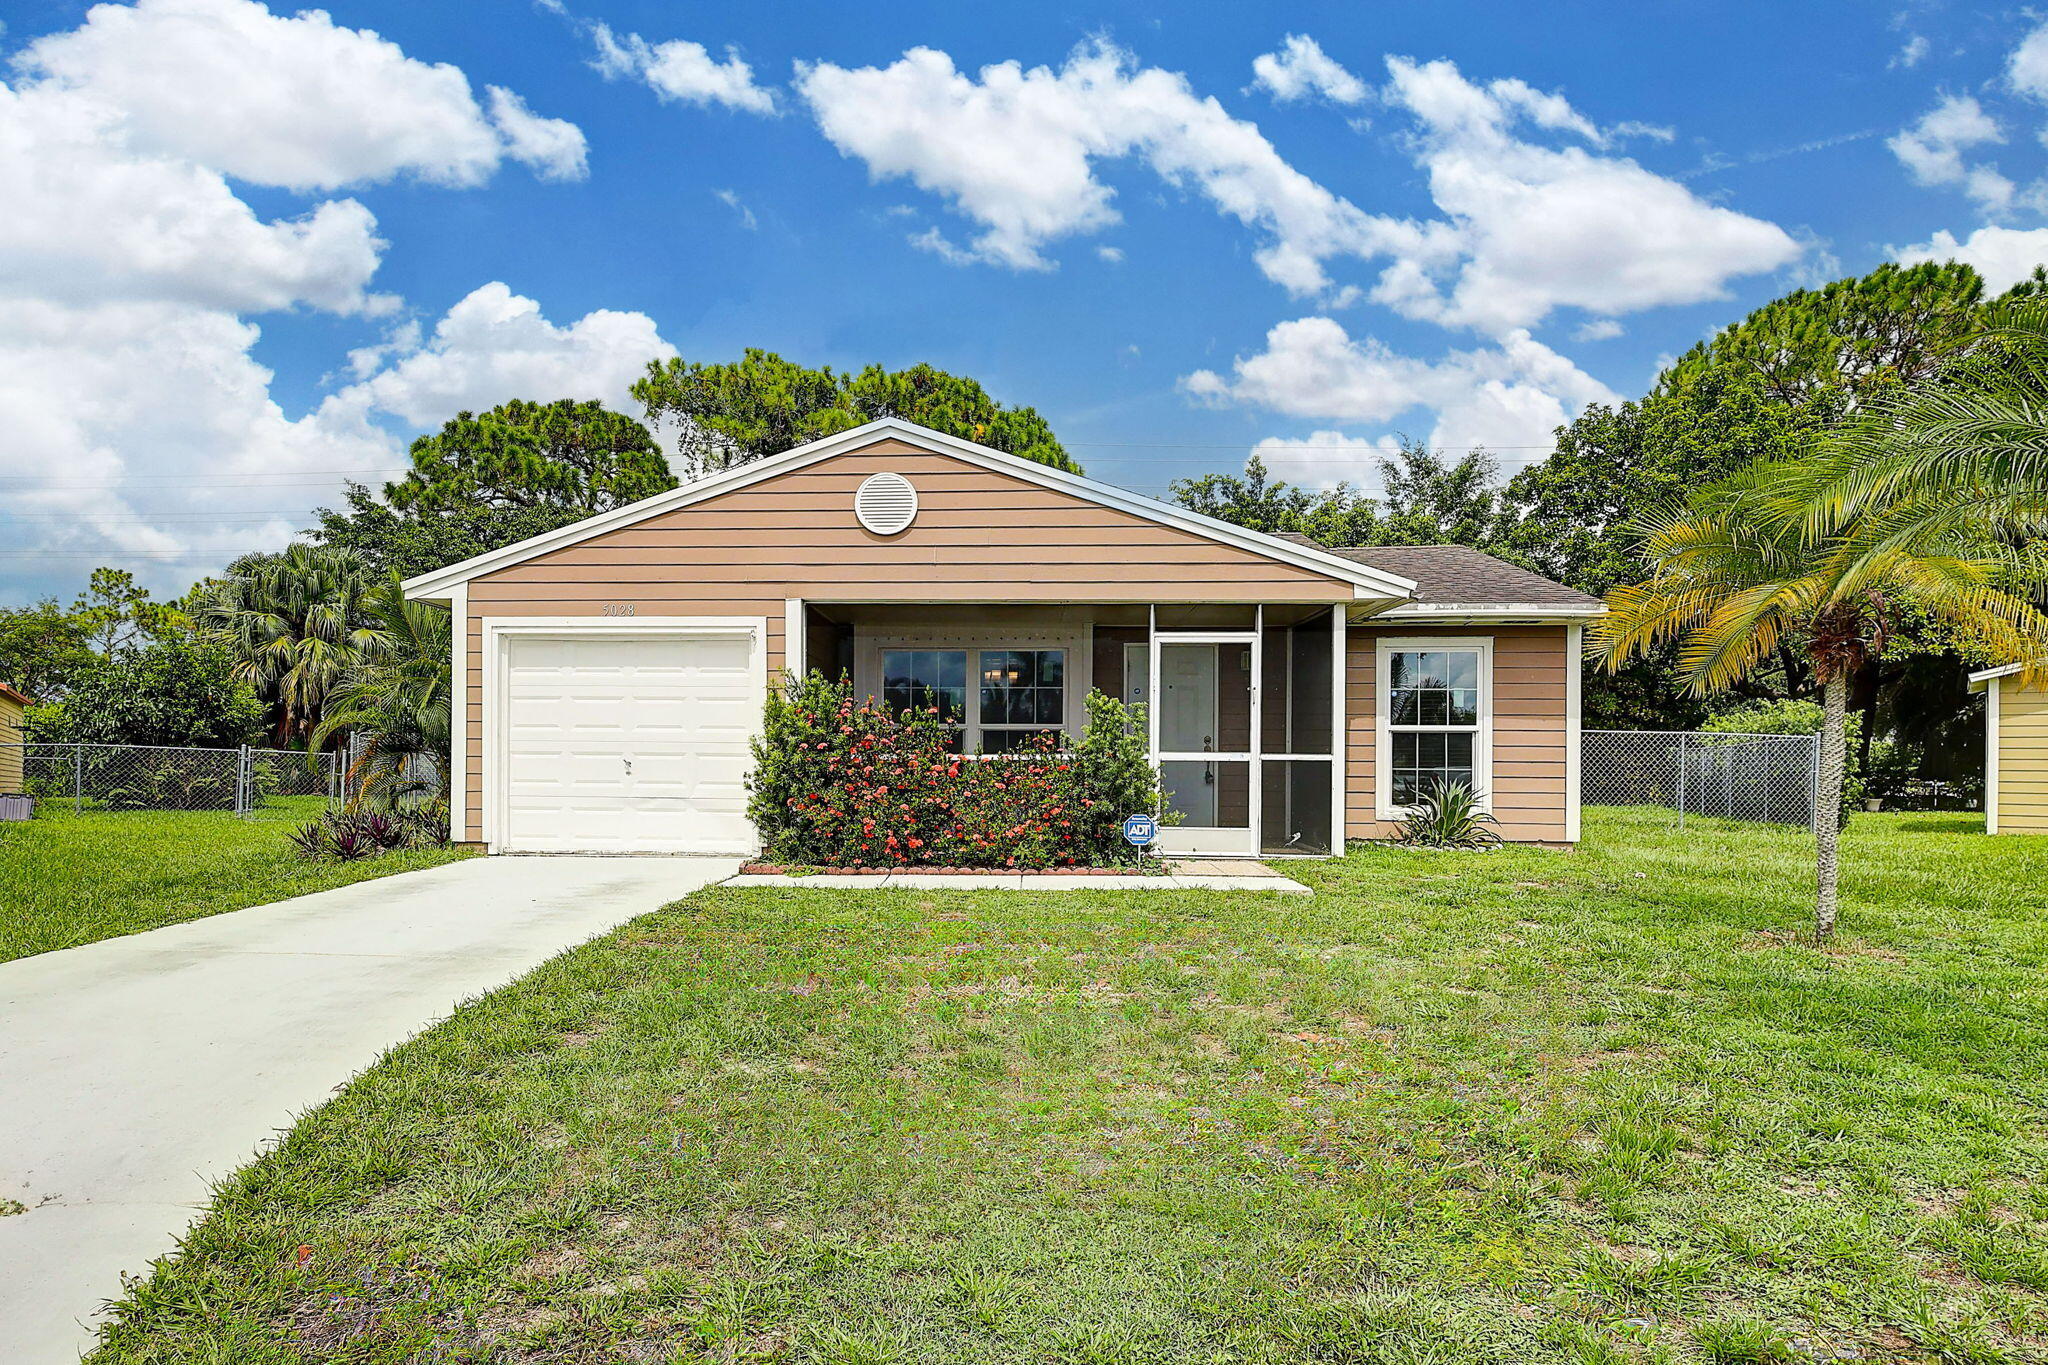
747,672,1166,869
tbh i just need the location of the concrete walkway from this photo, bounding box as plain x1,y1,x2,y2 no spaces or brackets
0,855,735,1362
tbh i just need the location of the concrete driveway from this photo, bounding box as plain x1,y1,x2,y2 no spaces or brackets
0,854,736,1362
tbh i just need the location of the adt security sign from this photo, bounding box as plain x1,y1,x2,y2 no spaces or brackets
1121,813,1158,847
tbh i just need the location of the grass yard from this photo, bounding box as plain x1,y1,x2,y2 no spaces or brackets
0,798,475,964
90,810,2048,1364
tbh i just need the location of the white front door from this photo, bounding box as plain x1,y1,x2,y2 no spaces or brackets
1149,636,1257,856
501,632,757,853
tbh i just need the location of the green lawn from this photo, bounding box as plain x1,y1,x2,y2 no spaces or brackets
0,798,475,964
90,811,2048,1364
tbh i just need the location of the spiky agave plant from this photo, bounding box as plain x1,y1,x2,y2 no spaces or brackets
1393,779,1502,849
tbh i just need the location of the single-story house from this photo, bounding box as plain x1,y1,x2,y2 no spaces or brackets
1970,662,2048,833
402,419,1604,857
0,683,27,793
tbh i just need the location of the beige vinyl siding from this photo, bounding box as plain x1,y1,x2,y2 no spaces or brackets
458,438,1357,842
0,695,23,793
1995,678,2048,832
1344,623,1571,844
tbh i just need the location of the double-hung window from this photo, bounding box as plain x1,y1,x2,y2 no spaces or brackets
880,647,1068,753
1378,639,1491,813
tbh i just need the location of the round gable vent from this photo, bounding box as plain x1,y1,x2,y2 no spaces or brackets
854,471,918,535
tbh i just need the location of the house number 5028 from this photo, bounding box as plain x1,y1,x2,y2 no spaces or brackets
601,603,636,616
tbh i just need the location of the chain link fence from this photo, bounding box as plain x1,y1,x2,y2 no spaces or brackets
1582,729,1821,831
0,742,340,817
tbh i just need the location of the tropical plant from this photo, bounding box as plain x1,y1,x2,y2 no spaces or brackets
307,575,452,809
1592,462,2048,942
1391,779,1502,848
193,545,379,743
288,801,450,861
1805,298,2048,569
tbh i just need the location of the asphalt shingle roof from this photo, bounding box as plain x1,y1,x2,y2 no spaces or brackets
1322,543,1603,609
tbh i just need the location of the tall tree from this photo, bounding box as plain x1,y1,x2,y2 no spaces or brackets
71,567,180,654
24,635,263,749
1171,442,1508,550
385,399,675,516
310,482,584,580
1593,460,2048,942
193,545,379,744
1372,441,1505,546
1664,260,1987,409
0,599,99,699
633,350,1075,475
1170,456,1375,541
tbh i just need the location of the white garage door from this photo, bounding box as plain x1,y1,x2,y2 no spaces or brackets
501,631,758,854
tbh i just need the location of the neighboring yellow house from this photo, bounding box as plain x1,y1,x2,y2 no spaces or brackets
0,683,28,794
1971,664,2048,833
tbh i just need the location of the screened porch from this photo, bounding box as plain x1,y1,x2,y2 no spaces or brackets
797,602,1345,857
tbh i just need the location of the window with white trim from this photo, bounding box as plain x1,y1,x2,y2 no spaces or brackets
1382,645,1487,808
880,646,1068,753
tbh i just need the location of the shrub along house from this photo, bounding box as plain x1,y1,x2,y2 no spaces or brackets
401,419,1603,858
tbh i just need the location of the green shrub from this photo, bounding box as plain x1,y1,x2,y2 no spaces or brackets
25,635,263,749
746,672,1166,869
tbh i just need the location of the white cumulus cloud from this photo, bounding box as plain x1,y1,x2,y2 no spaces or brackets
13,0,585,189
1364,57,1803,333
592,23,779,114
0,0,607,596
790,42,1797,331
795,40,1388,294
1248,430,1401,490
335,283,676,429
1182,315,1618,461
1250,35,1368,106
1896,224,2048,289
1887,95,2013,214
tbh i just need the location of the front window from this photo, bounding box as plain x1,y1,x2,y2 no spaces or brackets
882,649,966,751
1386,648,1483,806
882,647,1067,753
979,649,1064,751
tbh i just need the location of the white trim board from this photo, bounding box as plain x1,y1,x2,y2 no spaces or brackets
478,616,768,854
447,583,467,844
399,418,1418,603
1564,623,1583,843
1986,675,2000,835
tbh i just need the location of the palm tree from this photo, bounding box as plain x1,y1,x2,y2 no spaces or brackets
194,545,379,743
1804,298,2048,587
308,576,451,808
1593,462,2048,942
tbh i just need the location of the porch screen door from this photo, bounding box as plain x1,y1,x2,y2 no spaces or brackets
1149,634,1258,856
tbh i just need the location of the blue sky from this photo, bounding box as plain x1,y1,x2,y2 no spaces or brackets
4,0,2046,601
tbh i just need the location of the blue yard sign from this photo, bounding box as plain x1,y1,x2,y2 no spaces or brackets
1122,813,1158,847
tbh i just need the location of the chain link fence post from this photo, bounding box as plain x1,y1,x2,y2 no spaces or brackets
1676,732,1687,830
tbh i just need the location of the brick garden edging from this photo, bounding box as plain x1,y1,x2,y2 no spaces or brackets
739,862,1167,877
